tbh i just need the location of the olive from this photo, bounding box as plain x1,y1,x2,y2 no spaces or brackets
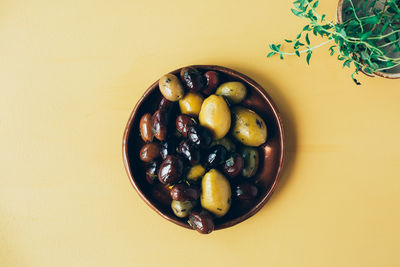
188,211,215,234
210,137,236,153
159,73,185,101
151,183,172,207
241,147,260,178
204,145,227,168
145,161,160,184
160,139,178,160
158,155,184,184
203,71,220,96
176,114,196,138
178,140,201,165
158,97,174,111
170,184,200,201
187,125,213,149
139,113,153,142
171,200,195,218
139,142,161,163
152,109,169,141
235,182,258,200
186,164,206,182
223,153,244,177
180,67,205,92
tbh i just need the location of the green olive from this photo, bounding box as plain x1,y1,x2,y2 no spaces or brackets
179,92,204,116
159,73,185,102
171,200,195,218
215,82,247,104
187,164,206,182
231,106,267,147
210,137,236,152
240,147,259,178
199,95,231,140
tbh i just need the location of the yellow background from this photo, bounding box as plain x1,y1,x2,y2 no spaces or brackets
1,0,400,266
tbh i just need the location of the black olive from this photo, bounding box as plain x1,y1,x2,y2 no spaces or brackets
178,139,201,165
160,139,178,160
204,145,227,168
187,125,213,149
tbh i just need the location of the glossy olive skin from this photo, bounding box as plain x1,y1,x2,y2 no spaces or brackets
179,92,204,116
203,71,219,96
178,139,201,165
171,200,195,218
151,183,172,207
216,81,247,104
152,109,169,141
235,182,258,200
159,73,185,101
139,113,153,142
180,67,205,92
158,155,184,184
204,145,227,168
146,161,160,184
160,139,178,160
188,211,215,234
199,94,231,140
210,137,236,153
186,164,206,182
158,97,174,111
176,114,196,138
139,142,161,163
241,147,260,178
187,125,213,149
170,184,200,201
223,153,244,177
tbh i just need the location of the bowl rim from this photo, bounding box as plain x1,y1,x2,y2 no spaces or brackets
122,65,285,230
336,0,400,79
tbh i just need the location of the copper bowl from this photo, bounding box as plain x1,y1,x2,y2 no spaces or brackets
122,65,285,231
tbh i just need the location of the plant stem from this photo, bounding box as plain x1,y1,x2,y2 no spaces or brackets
278,39,333,55
348,0,364,32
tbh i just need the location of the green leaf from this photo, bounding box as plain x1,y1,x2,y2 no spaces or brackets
312,1,319,9
361,32,372,41
291,8,303,17
306,52,312,65
305,33,310,45
321,14,326,22
343,60,351,68
363,16,379,25
295,50,300,57
284,39,293,43
267,52,276,58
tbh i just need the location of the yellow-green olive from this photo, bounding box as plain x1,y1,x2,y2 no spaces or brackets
171,200,194,218
187,164,206,182
200,169,231,217
231,106,267,147
210,137,236,152
179,92,204,116
215,81,247,104
240,147,259,178
159,73,184,102
199,95,231,140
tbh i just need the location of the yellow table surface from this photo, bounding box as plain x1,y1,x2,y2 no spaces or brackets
1,0,400,266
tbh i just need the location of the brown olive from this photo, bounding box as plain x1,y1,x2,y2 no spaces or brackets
158,155,184,184
139,142,161,163
139,113,153,142
188,211,215,234
151,183,172,207
204,145,227,168
223,153,244,177
235,182,258,200
203,71,220,96
180,67,205,92
145,161,160,184
152,109,169,141
176,114,196,138
187,125,213,149
158,97,174,111
178,140,201,165
160,139,178,160
170,184,200,201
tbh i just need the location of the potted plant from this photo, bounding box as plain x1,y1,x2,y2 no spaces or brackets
268,0,400,84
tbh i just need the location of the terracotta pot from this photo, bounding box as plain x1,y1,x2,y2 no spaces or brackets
337,0,400,79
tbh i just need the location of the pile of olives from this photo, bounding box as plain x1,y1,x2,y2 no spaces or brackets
138,67,267,234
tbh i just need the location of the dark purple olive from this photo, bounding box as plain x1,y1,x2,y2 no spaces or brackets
176,114,197,138
223,153,244,177
152,109,169,141
170,184,200,201
158,97,174,111
178,140,201,165
160,139,178,160
180,67,205,92
203,71,220,96
188,211,214,234
139,142,161,163
146,161,160,184
235,182,258,200
205,145,227,168
158,155,184,184
151,183,172,207
187,125,213,149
